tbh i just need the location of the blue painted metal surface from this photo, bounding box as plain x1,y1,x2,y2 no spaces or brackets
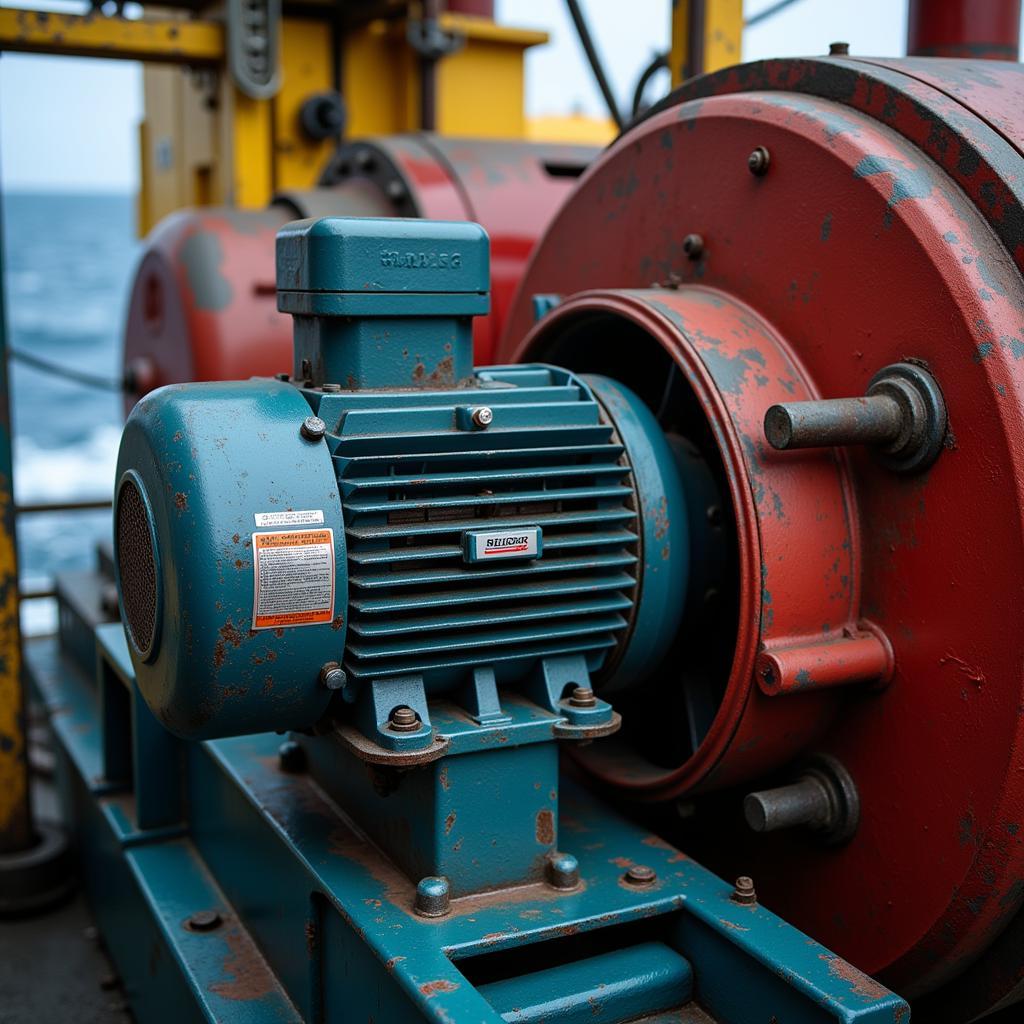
29,627,909,1023
115,379,348,740
277,217,489,389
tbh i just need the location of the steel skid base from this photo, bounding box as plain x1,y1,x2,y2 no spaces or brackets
28,615,908,1024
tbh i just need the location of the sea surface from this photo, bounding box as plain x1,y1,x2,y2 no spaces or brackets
2,191,135,635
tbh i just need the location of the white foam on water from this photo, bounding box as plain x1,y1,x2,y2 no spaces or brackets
14,424,121,503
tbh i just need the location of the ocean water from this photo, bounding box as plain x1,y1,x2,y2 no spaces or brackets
1,191,136,635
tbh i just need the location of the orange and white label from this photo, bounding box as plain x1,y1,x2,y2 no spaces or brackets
252,528,335,630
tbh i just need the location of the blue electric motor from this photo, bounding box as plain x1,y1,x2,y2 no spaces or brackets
114,217,693,748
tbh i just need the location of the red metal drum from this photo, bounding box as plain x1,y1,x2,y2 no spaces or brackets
124,135,595,410
499,57,1024,1017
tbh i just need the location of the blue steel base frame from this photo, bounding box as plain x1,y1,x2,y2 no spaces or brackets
28,622,909,1024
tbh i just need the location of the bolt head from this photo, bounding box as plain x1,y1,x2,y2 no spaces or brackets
320,663,347,692
748,146,771,177
278,739,306,773
682,233,704,259
301,415,327,442
731,875,758,905
386,180,407,202
414,876,451,917
471,406,493,428
829,40,850,55
568,686,597,708
545,851,580,890
623,864,657,886
187,910,223,932
388,705,421,732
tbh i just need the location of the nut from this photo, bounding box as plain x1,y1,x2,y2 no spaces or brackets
623,864,657,886
186,910,223,932
748,146,771,177
300,415,327,442
471,406,493,429
388,706,421,732
568,686,597,708
731,875,757,905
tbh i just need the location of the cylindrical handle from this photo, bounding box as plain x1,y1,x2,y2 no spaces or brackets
744,777,834,833
764,394,902,451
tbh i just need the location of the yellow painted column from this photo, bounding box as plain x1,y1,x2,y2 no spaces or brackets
0,202,30,855
671,0,743,85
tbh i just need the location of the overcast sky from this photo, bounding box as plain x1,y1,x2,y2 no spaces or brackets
0,0,1001,192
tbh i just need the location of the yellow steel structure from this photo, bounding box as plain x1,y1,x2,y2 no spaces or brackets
0,7,222,64
670,0,744,84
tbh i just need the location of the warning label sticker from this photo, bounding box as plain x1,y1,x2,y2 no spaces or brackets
252,528,335,630
254,509,325,527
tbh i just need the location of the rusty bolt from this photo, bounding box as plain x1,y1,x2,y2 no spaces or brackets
414,876,451,917
545,851,580,890
829,41,850,55
748,146,771,177
731,876,757,905
623,864,657,887
682,233,704,260
568,686,597,708
388,705,421,732
278,739,306,773
471,406,493,429
320,662,347,692
300,415,327,442
186,910,223,932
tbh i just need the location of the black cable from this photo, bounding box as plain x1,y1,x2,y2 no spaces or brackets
631,51,669,119
745,0,805,29
563,0,624,130
9,348,126,392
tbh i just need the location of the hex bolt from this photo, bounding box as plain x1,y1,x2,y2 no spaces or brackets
414,876,451,917
187,910,223,932
744,755,860,845
300,415,327,442
568,686,597,708
682,233,704,260
278,739,306,773
470,406,493,429
319,662,347,692
748,146,771,176
829,40,850,55
545,851,581,890
623,864,657,887
764,361,947,473
388,705,421,732
731,876,757,906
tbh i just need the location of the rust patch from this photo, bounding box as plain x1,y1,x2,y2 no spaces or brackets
208,928,274,1002
439,765,450,791
304,921,316,958
420,979,459,997
445,811,457,836
535,808,555,845
232,533,240,544
174,492,188,512
213,619,245,670
331,615,345,632
820,954,892,1001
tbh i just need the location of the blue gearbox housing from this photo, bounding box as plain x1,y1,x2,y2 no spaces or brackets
114,217,691,757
